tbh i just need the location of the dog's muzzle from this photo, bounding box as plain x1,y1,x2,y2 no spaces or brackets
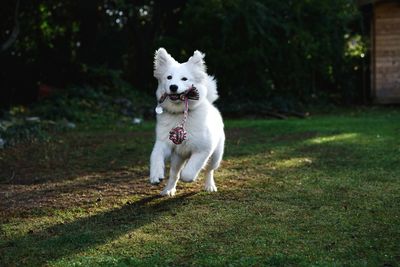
158,85,199,104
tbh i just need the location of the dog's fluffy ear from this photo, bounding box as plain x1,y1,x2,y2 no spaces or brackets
188,50,206,71
187,50,207,81
154,48,176,78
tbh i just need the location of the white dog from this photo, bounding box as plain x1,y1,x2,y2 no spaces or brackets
149,48,225,196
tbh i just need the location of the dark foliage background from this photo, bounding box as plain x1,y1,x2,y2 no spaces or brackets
0,0,366,115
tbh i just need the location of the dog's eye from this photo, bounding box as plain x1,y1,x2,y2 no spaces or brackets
181,77,188,81
167,75,172,80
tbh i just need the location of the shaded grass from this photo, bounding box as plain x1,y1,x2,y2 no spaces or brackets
0,108,399,266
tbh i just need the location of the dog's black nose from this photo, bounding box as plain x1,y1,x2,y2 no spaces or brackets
169,84,178,92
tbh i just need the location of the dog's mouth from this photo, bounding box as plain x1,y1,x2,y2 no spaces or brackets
168,94,181,101
158,86,199,104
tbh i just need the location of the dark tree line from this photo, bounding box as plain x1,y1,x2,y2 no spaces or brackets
0,0,365,111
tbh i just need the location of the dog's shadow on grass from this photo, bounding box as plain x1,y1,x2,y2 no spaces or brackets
1,192,196,266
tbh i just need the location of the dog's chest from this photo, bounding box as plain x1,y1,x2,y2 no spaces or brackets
157,112,209,156
173,141,192,157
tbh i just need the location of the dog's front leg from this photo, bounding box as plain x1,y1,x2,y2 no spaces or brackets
180,151,212,183
149,141,170,184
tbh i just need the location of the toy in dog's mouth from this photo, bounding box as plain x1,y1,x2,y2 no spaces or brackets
158,85,200,104
155,85,199,145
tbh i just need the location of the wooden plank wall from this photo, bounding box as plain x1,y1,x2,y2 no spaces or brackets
373,1,400,103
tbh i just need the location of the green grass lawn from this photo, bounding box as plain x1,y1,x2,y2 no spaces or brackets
1,108,399,266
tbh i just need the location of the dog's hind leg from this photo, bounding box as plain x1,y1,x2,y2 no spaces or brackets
161,153,185,197
204,137,225,192
180,151,212,183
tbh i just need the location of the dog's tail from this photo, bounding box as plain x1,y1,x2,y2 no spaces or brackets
206,75,219,103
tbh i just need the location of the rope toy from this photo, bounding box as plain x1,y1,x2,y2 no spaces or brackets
156,85,199,145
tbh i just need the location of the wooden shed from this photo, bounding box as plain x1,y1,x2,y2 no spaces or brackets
359,0,400,104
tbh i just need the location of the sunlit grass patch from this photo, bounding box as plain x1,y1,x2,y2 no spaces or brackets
307,133,359,144
275,157,313,169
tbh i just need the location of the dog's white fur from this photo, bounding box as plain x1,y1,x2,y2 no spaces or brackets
150,48,225,196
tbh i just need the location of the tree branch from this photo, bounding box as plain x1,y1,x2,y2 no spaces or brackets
1,0,21,52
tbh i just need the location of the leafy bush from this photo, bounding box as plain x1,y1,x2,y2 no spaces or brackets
0,68,153,147
0,118,54,147
158,0,363,111
31,68,153,123
0,106,70,147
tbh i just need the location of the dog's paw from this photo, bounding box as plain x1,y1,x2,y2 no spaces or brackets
149,176,164,185
160,187,176,197
204,184,218,192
